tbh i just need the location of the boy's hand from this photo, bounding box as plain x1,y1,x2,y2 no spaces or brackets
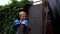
27,26,31,31
11,25,14,29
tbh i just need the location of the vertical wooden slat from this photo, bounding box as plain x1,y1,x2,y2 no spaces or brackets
42,0,53,34
42,0,47,34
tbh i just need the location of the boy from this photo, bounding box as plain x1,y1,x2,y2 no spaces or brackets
13,11,31,34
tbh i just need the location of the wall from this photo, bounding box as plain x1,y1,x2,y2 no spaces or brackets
29,4,42,34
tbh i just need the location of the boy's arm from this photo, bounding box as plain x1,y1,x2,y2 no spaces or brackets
27,25,31,31
22,20,31,31
12,25,17,29
12,24,20,31
26,21,31,31
12,19,20,30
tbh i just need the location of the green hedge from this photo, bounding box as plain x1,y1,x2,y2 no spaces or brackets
0,8,18,34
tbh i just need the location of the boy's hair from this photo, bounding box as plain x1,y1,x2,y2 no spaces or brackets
19,11,26,15
18,11,27,20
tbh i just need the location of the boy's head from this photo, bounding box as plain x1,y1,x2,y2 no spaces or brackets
19,11,26,20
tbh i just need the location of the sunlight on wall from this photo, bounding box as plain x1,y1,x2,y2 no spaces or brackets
33,0,42,5
33,0,41,2
33,1,42,5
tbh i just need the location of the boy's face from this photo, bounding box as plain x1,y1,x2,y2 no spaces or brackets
19,14,26,20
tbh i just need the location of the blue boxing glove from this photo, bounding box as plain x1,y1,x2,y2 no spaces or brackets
13,19,20,25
